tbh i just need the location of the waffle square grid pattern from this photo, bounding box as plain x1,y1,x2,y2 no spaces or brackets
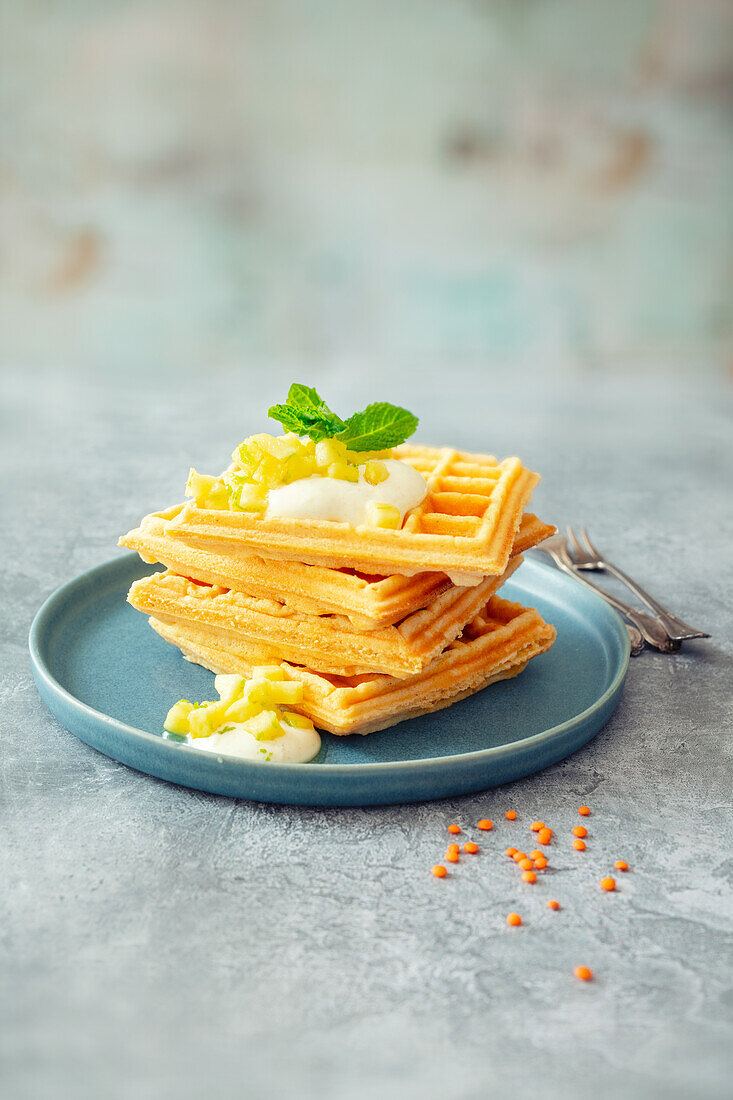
164,444,542,584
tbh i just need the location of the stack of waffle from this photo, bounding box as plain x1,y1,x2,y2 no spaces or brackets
120,445,557,735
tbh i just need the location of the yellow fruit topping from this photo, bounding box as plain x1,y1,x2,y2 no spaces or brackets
365,501,401,529
185,426,396,514
328,461,360,483
185,469,231,510
246,710,285,741
163,666,314,743
235,483,268,513
162,700,194,735
364,460,388,485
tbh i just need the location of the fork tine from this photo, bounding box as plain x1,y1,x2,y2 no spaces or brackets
580,525,602,559
566,525,584,558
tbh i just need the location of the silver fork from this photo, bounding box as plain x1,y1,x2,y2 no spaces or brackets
566,526,710,643
538,534,677,653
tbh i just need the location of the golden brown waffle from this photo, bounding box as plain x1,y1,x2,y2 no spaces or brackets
127,556,523,678
149,596,556,735
120,507,554,629
164,444,541,584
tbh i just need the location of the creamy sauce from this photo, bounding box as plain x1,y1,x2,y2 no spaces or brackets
266,459,427,526
185,720,321,763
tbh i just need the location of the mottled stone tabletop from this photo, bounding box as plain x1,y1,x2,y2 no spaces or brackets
3,363,732,1100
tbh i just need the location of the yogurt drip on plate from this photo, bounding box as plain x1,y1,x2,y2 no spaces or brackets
184,721,321,763
266,459,427,526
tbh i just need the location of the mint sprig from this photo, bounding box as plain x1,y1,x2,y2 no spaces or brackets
268,384,418,451
269,384,347,442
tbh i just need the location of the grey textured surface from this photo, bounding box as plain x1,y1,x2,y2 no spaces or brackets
3,362,733,1100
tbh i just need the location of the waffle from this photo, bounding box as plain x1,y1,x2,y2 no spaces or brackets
164,444,541,584
149,595,556,735
127,555,523,679
120,507,554,629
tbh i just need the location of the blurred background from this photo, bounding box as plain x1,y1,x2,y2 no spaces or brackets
1,0,731,381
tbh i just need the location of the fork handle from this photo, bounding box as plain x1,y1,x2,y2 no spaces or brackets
550,558,679,652
601,562,709,640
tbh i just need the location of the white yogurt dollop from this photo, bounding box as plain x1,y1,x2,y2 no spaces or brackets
266,459,427,526
186,721,321,763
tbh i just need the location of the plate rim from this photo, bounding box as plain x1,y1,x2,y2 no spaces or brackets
29,552,631,777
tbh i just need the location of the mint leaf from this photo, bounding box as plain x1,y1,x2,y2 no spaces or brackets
268,382,346,441
285,383,335,420
267,403,313,435
337,402,419,451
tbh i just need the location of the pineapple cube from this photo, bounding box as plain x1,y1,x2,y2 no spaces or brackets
188,706,215,739
215,674,246,700
224,697,259,723
328,462,359,483
281,711,315,730
363,460,388,485
163,700,194,735
365,502,401,529
245,709,285,741
249,665,287,681
282,453,316,484
185,469,220,506
315,438,348,468
237,483,267,512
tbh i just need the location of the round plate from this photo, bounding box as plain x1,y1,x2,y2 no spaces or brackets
29,554,629,806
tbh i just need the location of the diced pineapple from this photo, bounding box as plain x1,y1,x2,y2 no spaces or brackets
232,442,258,471
186,469,217,504
256,454,288,489
315,438,348,468
363,460,388,485
282,453,316,484
237,483,267,512
224,697,260,723
163,700,194,735
365,501,401,529
245,709,285,741
254,434,300,461
188,706,215,739
280,711,315,730
215,674,246,699
249,665,287,681
328,461,359,482
257,681,304,706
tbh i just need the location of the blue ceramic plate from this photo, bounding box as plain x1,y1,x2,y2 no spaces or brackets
29,554,629,806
